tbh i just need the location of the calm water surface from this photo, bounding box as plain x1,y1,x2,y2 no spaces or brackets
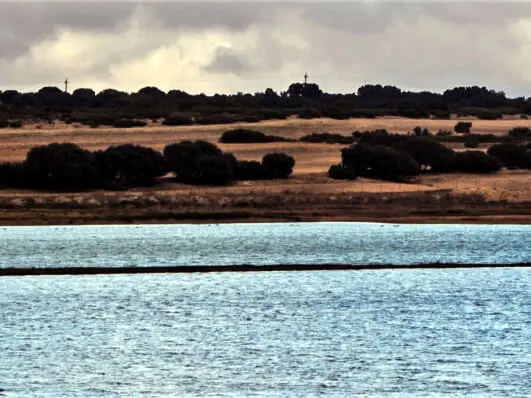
0,222,529,268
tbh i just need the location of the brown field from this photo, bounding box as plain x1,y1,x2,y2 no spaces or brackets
0,117,530,225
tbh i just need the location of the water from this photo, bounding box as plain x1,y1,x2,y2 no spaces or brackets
0,222,529,268
0,223,530,396
1,269,530,397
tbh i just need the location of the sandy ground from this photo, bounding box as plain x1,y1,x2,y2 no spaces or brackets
0,117,530,225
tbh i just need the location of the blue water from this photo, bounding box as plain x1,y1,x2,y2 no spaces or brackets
0,223,530,397
0,222,529,268
1,269,530,397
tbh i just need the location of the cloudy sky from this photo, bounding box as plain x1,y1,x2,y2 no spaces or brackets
2,1,531,96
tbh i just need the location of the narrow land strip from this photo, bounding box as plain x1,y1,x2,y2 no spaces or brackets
1,263,530,277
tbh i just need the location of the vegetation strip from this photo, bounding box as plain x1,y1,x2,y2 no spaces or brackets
1,263,529,277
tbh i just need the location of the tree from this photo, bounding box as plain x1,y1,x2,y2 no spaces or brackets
262,153,295,178
24,143,98,191
195,154,237,185
163,140,222,182
0,162,26,188
454,151,502,173
454,121,472,134
328,164,357,180
507,126,531,139
392,138,456,172
340,143,420,182
234,160,266,180
487,143,526,169
95,144,167,187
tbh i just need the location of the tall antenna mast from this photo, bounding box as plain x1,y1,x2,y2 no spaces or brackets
64,78,69,94
304,73,308,85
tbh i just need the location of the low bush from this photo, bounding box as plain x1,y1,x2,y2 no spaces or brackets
220,129,290,143
24,143,99,191
0,162,26,187
113,119,147,128
262,153,295,178
328,164,357,180
299,133,354,145
340,143,420,182
164,140,223,182
507,126,531,139
454,121,472,134
95,144,167,187
235,160,267,180
487,143,528,169
8,121,22,128
454,151,501,173
162,115,193,126
464,135,480,148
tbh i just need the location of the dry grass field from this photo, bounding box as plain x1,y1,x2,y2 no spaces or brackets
0,117,530,224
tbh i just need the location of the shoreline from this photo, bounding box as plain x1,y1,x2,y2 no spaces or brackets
0,204,530,226
2,262,530,277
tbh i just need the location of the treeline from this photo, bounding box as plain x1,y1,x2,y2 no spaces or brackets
0,142,295,191
2,84,531,128
328,137,531,182
219,124,531,146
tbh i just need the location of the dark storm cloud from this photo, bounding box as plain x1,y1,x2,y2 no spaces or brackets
204,47,251,74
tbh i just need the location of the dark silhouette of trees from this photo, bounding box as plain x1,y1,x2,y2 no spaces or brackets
340,144,420,182
262,153,295,178
392,138,456,172
328,164,357,180
234,160,266,180
195,154,237,185
162,115,193,126
299,133,354,145
487,143,528,169
220,129,291,143
24,143,99,191
454,151,502,173
507,127,531,139
94,144,167,187
163,140,223,182
0,162,26,188
454,122,472,134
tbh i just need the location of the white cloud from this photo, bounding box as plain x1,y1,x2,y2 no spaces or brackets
2,3,531,96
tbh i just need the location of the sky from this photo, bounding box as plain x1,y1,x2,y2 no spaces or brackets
2,1,531,96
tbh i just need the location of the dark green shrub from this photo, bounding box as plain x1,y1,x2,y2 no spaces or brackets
454,151,502,173
507,126,531,139
162,115,193,126
163,140,222,181
8,121,22,128
392,138,456,172
0,162,26,187
487,143,527,169
95,144,167,187
328,164,357,180
234,160,266,180
454,121,472,134
113,119,147,128
195,154,237,185
262,153,295,178
464,135,480,148
24,143,98,191
220,129,290,143
300,133,354,145
341,143,420,182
